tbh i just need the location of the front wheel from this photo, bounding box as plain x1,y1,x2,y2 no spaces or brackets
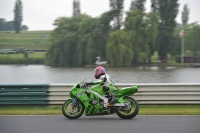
116,96,139,119
62,99,84,119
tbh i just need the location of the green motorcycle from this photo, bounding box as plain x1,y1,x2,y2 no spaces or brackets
62,80,139,119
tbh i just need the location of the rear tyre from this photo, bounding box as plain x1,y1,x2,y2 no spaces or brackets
116,96,139,119
62,99,84,119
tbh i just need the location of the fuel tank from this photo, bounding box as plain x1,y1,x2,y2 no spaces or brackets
91,86,106,95
91,85,118,95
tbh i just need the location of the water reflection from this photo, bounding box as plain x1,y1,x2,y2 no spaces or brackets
0,65,199,84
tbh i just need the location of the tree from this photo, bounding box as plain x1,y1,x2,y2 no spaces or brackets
46,10,114,66
106,30,133,66
155,0,179,61
46,15,89,66
95,11,114,60
174,23,200,56
110,0,124,30
186,25,200,55
0,18,28,31
0,18,6,30
74,14,113,66
151,0,159,12
124,10,159,63
14,0,23,33
21,25,28,31
0,19,14,31
182,4,189,25
146,12,159,62
130,0,136,10
6,21,14,31
130,0,146,12
73,0,81,16
76,17,100,65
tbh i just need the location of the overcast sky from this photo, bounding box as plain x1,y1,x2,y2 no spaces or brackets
0,0,200,31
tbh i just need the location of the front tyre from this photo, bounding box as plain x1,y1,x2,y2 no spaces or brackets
62,99,84,119
116,96,139,119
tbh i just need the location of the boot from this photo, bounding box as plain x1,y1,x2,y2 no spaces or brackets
108,91,118,103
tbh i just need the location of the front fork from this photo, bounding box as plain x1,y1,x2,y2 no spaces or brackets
71,98,80,110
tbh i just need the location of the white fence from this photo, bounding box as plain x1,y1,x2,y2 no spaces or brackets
49,83,200,105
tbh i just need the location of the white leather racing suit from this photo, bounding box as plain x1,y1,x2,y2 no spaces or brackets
93,74,115,86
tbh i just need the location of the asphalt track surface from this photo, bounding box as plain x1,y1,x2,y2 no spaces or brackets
0,115,200,133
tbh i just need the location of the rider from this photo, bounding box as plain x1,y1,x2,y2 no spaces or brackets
86,66,118,103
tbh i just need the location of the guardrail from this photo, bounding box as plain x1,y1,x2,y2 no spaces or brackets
0,84,49,105
1,83,200,105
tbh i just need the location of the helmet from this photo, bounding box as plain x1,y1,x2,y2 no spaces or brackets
94,66,105,79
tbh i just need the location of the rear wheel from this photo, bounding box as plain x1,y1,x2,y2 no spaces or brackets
116,96,139,119
62,99,84,119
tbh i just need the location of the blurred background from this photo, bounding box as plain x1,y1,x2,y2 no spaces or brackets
0,0,200,84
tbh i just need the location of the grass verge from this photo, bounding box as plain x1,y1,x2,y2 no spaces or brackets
0,52,45,59
0,105,199,115
0,52,45,64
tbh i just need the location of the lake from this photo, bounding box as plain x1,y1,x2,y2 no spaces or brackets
0,65,199,84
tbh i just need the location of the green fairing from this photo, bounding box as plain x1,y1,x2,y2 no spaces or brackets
67,82,139,116
79,88,107,115
117,86,139,103
117,86,139,97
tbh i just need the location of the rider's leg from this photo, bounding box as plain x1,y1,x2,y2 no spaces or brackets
103,86,118,103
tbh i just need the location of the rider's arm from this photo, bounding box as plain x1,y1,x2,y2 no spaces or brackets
86,77,106,85
92,80,104,85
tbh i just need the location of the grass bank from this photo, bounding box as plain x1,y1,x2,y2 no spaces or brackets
0,52,45,64
0,31,51,50
0,105,199,115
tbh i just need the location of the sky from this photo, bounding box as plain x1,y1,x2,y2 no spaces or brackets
0,0,200,31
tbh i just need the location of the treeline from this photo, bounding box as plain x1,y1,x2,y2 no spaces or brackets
0,18,28,31
1,0,28,32
174,23,200,56
1,0,27,33
46,10,159,66
46,0,200,66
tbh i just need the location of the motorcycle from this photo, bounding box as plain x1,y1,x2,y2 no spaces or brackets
62,80,139,119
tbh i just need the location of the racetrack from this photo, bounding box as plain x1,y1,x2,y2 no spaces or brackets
0,115,199,133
